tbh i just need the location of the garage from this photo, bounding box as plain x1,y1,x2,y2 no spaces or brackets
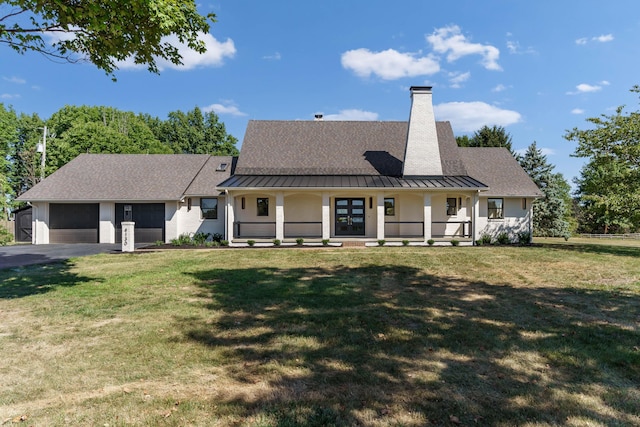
115,203,165,243
49,203,99,243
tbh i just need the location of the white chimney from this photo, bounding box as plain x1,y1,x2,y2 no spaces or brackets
402,86,443,176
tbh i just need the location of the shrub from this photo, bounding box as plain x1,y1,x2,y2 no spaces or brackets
273,239,281,246
451,239,460,246
402,240,410,246
479,234,493,245
427,239,435,246
153,240,164,246
296,238,304,245
322,239,330,246
377,239,385,246
247,240,255,247
0,225,12,246
220,240,229,247
496,232,510,245
171,233,192,246
211,233,223,243
517,231,531,245
192,232,210,246
204,241,218,248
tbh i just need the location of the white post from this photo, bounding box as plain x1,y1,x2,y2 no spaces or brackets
376,193,385,240
226,194,235,243
275,192,284,241
121,221,135,252
473,191,480,243
423,194,432,241
322,193,330,240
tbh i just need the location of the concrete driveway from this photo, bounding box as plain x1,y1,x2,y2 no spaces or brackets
0,243,129,269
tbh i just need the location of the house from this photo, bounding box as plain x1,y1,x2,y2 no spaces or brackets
17,87,541,245
16,155,234,244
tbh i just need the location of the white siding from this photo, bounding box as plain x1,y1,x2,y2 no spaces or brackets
476,196,532,242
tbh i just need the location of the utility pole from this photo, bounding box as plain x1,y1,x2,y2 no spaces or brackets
37,125,47,182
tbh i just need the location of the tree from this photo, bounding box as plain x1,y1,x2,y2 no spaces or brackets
45,106,172,173
0,0,215,78
565,85,640,233
457,125,515,155
0,104,18,219
146,106,239,155
519,142,573,237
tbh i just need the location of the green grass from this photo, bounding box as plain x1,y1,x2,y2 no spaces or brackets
1,242,639,426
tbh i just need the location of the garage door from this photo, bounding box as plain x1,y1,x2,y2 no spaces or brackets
49,203,99,243
115,203,165,243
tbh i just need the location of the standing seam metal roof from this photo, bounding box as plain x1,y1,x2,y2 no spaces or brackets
218,175,488,189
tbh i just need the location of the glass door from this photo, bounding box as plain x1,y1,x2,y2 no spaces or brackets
335,198,366,236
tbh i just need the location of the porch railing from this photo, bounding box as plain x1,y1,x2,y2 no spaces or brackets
235,221,276,238
234,221,322,239
431,221,472,238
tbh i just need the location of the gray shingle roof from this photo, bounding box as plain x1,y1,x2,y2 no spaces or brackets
17,154,235,202
235,120,465,176
459,148,543,197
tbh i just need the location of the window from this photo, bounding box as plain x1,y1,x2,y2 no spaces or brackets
522,198,527,210
488,198,504,219
201,198,218,219
384,198,395,216
446,198,457,216
216,163,228,171
257,198,269,216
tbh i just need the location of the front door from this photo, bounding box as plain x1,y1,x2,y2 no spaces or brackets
335,198,365,236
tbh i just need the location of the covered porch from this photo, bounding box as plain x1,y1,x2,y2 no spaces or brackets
219,174,488,244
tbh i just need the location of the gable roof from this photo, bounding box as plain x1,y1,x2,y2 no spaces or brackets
17,154,235,202
459,148,543,197
235,120,467,176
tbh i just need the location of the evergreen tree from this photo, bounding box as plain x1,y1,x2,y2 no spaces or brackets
519,142,573,237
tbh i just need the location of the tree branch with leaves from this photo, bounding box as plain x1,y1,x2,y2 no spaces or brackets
0,0,215,78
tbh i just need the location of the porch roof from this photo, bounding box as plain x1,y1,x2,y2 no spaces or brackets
218,174,488,190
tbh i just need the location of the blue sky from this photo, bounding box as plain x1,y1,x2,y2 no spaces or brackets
2,1,640,186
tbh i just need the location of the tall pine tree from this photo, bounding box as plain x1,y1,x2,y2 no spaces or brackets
519,142,573,237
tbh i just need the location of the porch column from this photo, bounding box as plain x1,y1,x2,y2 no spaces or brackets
423,194,432,241
376,192,385,240
226,193,235,243
322,193,330,240
472,191,480,243
275,192,284,241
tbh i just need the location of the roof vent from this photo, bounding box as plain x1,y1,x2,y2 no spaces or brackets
216,163,228,171
314,114,323,121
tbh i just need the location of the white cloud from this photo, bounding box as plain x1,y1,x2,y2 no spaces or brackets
593,34,614,43
118,33,235,71
434,101,521,132
571,108,585,114
506,40,536,55
341,48,439,80
263,52,282,61
492,84,508,92
567,82,608,95
3,76,26,84
202,102,247,117
1,93,20,99
426,25,501,70
576,34,614,45
448,71,470,88
322,109,379,121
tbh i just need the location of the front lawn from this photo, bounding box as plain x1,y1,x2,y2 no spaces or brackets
1,242,638,426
